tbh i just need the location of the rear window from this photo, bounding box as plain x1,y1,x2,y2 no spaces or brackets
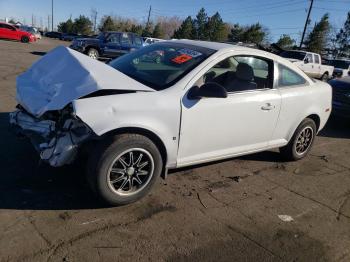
278,64,307,87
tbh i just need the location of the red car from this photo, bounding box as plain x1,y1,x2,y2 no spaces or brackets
0,22,36,43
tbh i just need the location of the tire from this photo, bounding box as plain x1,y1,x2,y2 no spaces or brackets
321,73,329,82
280,118,317,161
87,134,163,206
87,48,99,60
21,36,29,43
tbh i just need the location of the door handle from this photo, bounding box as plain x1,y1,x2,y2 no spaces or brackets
261,103,275,111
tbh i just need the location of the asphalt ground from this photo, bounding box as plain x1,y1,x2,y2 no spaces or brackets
0,37,349,262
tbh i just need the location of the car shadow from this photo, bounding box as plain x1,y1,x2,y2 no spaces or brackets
30,51,47,56
0,112,105,211
318,115,350,139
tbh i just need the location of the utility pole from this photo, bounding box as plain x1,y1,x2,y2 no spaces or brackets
51,0,54,31
299,0,314,48
146,5,152,28
31,14,34,26
48,15,50,32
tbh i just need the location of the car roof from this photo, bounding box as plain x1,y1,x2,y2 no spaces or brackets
164,39,284,59
332,76,350,84
0,22,15,26
167,39,257,51
333,58,350,62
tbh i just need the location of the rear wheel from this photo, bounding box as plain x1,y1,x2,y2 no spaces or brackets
321,72,329,82
280,118,317,161
21,36,29,43
87,134,163,206
87,48,99,60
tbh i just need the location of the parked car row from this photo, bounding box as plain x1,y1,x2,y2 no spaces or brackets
0,22,37,43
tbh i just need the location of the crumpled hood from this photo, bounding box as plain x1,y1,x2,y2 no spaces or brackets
16,46,153,117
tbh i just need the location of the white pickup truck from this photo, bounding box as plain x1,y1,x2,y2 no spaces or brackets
280,50,334,81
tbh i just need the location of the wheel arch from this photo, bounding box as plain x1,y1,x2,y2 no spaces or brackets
306,114,321,131
286,113,321,143
85,45,101,54
100,127,168,168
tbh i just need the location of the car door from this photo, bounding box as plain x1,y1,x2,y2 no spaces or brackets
313,54,321,77
0,24,17,40
119,33,132,54
104,33,121,58
0,24,6,38
177,54,282,167
132,35,143,50
303,53,315,77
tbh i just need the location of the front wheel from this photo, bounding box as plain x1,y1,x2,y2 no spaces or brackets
280,118,317,161
87,48,99,60
21,36,29,43
87,134,163,206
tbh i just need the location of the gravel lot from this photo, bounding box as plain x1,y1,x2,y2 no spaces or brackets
0,38,349,262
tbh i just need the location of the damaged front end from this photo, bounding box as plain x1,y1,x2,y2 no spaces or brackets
9,104,93,167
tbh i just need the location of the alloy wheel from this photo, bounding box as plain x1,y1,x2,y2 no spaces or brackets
295,126,314,155
107,148,154,196
88,50,98,59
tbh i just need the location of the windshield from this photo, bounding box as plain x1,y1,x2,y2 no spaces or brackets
330,60,350,69
280,51,306,61
109,42,216,90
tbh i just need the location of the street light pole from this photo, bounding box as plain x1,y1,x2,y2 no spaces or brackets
51,0,54,31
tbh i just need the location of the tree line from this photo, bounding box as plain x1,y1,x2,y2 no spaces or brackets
56,7,350,57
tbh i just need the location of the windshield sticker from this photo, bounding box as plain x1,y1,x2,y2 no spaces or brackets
178,48,202,58
172,54,193,64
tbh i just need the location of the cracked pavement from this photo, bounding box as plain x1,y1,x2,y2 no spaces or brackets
0,38,349,262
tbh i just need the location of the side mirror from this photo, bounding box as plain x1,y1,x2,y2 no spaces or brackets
188,82,227,100
304,58,309,64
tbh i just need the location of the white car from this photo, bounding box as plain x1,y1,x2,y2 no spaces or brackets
280,50,334,81
10,40,332,205
19,26,41,40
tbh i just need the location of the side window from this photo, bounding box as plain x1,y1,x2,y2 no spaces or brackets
314,54,320,64
133,36,142,46
278,64,307,87
121,33,131,45
107,33,120,43
4,24,14,30
305,53,313,63
199,55,273,92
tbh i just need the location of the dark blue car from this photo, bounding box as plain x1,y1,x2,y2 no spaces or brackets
70,32,143,60
329,77,350,118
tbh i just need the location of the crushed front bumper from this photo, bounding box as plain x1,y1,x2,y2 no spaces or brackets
9,109,93,167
